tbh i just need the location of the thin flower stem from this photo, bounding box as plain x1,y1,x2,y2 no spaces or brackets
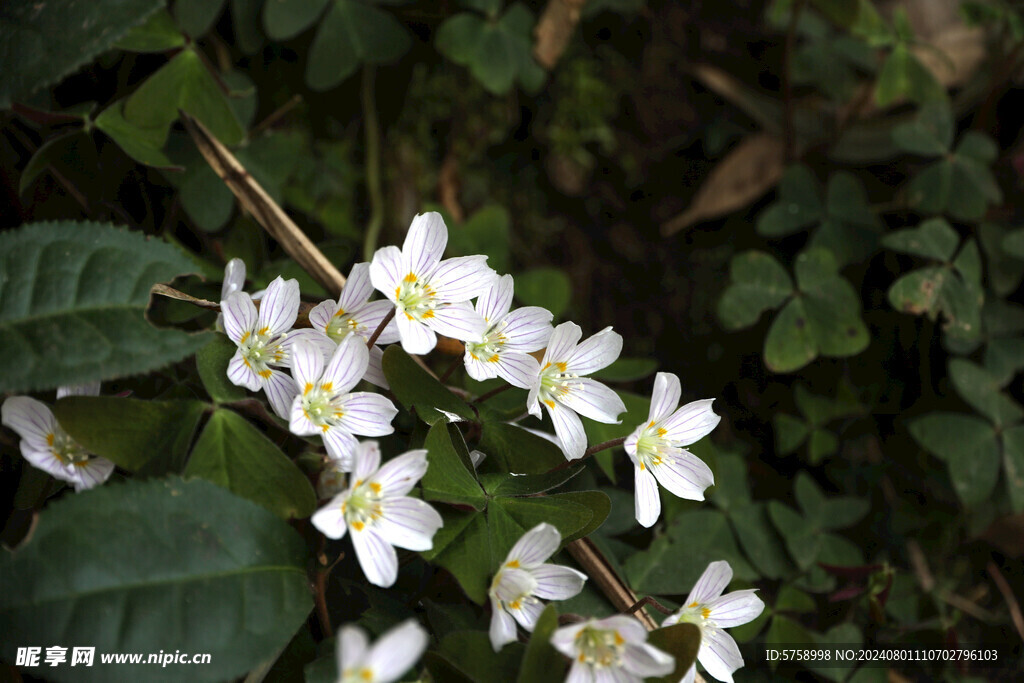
313,536,333,638
624,595,676,617
366,307,396,349
440,357,462,383
472,383,514,404
548,436,627,473
361,66,384,263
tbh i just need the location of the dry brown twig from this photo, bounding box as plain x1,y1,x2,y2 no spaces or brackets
534,0,588,70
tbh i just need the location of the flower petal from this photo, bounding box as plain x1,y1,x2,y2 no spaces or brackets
530,564,587,600
323,335,369,395
351,440,382,481
650,449,715,501
403,212,448,277
365,619,429,682
356,299,400,344
428,301,488,342
311,496,348,539
336,624,370,674
227,351,261,391
686,560,733,605
352,527,399,587
494,352,540,390
258,276,300,336
371,449,428,496
464,352,499,382
499,306,554,353
289,395,319,437
263,369,298,419
221,257,247,299
375,497,443,551
222,291,257,344
634,465,661,528
290,340,324,390
493,567,538,603
70,457,115,492
428,255,495,303
323,427,359,468
281,329,335,367
477,274,514,324
362,345,389,389
21,445,75,481
489,598,518,652
369,245,404,300
566,326,622,375
56,382,101,399
507,522,560,566
698,627,744,683
659,399,721,446
548,401,588,461
396,313,437,355
308,299,335,333
705,589,765,628
510,598,544,632
2,396,58,449
648,372,681,424
622,642,676,678
338,262,375,312
544,322,583,364
558,378,626,424
336,393,397,437
549,622,588,658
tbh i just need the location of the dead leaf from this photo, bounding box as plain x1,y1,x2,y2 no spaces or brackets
661,133,785,236
534,0,588,70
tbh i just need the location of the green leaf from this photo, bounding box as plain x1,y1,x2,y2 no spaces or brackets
891,101,953,155
174,0,226,36
0,477,312,682
807,428,839,463
717,251,794,330
420,422,487,509
448,205,511,274
232,0,266,54
756,164,823,237
909,413,1000,507
382,346,476,424
647,623,702,683
774,413,809,454
123,48,245,147
95,100,179,168
19,131,96,195
422,510,491,603
0,221,211,393
1004,227,1024,260
1001,425,1024,513
478,422,566,473
196,335,250,402
592,357,658,382
794,473,869,529
435,630,523,683
263,0,331,40
0,0,163,108
875,43,946,106
54,397,205,474
949,359,1024,427
811,171,881,265
184,409,317,519
483,464,585,496
730,502,792,579
436,5,539,94
306,0,411,90
114,9,186,51
515,267,573,318
516,605,566,683
493,493,601,545
882,217,959,260
767,501,821,569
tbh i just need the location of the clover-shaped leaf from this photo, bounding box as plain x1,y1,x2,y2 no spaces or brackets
717,251,794,330
875,42,945,106
909,413,1001,508
949,359,1024,428
774,383,862,462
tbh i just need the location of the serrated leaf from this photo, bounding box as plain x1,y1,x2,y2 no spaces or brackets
717,251,794,330
0,477,313,682
420,421,487,509
0,221,211,393
909,413,1000,507
306,0,411,91
382,346,476,424
54,396,205,474
0,0,163,108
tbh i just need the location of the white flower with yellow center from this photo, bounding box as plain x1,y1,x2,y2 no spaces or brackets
550,615,675,683
369,212,496,355
488,522,587,651
625,372,719,528
663,560,765,683
2,383,114,492
311,441,443,588
222,276,331,418
309,262,399,388
464,274,553,389
288,337,398,469
526,322,626,460
335,619,428,683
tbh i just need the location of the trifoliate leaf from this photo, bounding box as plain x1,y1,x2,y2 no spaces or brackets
717,251,794,330
909,413,1000,507
305,0,411,91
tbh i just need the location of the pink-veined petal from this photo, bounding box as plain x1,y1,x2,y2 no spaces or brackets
365,620,429,682
427,301,488,342
566,326,622,375
698,627,744,683
221,258,247,299
624,424,642,460
2,396,58,450
336,393,397,437
290,340,324,390
375,497,443,551
648,372,681,424
21,446,75,482
323,427,359,468
281,329,335,367
323,335,369,395
308,299,335,333
225,350,261,391
526,381,543,418
493,567,538,604
338,262,375,312
221,291,257,344
464,352,498,382
56,382,100,399
490,598,518,652
369,245,404,300
650,449,715,501
564,662,594,683
371,449,428,496
622,642,675,678
289,395,319,436
558,378,625,424
596,615,649,643
548,401,587,460
352,527,399,587
634,465,661,528
510,598,544,632
428,255,495,303
311,497,348,539
543,322,583,364
362,345,389,389
530,564,587,600
499,307,554,353
659,399,721,446
507,522,560,566
679,663,697,683
686,560,733,605
258,276,300,336
70,457,115,492
355,299,400,344
396,313,437,355
336,625,370,674
263,369,298,419
494,352,540,390
402,212,447,277
549,622,587,658
705,589,765,628
477,274,514,324
351,441,382,481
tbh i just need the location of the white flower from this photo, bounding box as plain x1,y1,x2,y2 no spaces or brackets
369,212,496,355
464,274,553,389
311,441,443,587
221,276,331,418
625,372,718,528
550,615,675,683
215,258,264,332
335,619,428,683
489,522,587,651
527,323,626,460
289,337,398,469
2,384,114,492
309,262,399,388
663,560,765,683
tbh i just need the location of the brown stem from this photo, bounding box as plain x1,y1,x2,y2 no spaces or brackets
313,537,333,638
366,307,396,348
472,383,514,404
625,595,677,616
987,561,1024,643
549,436,627,472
